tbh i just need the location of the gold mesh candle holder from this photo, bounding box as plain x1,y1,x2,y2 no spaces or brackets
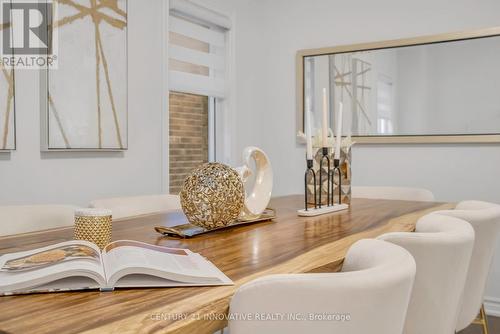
74,209,112,249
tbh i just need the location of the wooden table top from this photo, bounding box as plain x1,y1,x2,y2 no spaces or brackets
0,195,453,334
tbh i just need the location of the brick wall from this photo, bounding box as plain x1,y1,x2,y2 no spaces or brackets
169,92,209,194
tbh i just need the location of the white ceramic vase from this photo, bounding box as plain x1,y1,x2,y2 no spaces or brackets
234,147,273,221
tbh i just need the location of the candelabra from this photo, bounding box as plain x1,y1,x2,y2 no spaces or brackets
298,150,349,217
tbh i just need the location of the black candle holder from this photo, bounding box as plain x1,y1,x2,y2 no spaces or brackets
318,147,330,208
304,159,317,211
298,151,348,216
331,158,342,205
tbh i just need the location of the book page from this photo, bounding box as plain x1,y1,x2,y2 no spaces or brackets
0,240,106,293
102,240,225,286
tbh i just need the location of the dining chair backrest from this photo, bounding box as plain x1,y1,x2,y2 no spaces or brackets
377,213,475,334
0,205,76,236
351,186,435,202
433,200,500,331
228,239,416,334
89,194,181,220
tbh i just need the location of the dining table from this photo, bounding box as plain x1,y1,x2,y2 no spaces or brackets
0,195,453,334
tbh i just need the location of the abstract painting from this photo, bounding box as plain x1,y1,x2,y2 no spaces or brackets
0,2,15,151
45,0,127,150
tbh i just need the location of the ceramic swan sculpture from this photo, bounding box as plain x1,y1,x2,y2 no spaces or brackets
234,147,273,221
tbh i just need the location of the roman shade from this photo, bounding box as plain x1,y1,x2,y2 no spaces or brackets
168,0,230,98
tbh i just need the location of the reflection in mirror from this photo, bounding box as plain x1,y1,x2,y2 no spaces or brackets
304,35,500,137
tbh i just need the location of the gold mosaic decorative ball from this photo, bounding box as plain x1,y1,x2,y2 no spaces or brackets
180,162,245,230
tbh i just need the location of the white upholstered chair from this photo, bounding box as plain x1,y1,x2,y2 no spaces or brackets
434,200,500,334
89,194,181,220
351,186,435,202
0,205,77,237
228,239,416,334
377,213,475,334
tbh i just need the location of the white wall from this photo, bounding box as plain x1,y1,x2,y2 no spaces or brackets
232,0,500,199
0,0,166,206
212,0,500,313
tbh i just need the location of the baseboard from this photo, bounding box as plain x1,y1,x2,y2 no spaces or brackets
485,296,500,317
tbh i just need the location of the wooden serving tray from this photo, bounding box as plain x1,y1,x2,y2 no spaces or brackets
154,208,276,238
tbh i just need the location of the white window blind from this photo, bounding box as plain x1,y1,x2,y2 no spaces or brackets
169,0,230,98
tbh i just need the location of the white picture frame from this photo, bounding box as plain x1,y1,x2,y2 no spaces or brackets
41,0,127,151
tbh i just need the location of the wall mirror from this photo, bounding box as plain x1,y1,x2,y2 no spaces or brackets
296,28,500,143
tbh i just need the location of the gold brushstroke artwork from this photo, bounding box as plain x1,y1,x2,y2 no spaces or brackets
48,0,127,149
0,63,14,151
0,15,15,151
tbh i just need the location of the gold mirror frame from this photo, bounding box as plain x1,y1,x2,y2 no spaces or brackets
296,27,500,144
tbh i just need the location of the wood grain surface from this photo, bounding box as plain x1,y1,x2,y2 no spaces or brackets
0,195,453,334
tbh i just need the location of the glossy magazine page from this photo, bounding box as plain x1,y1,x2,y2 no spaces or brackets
102,240,233,288
0,240,106,294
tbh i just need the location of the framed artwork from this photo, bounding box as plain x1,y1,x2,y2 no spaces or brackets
0,0,15,151
42,0,127,150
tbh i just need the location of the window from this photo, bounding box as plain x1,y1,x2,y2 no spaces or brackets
169,92,209,194
167,0,230,193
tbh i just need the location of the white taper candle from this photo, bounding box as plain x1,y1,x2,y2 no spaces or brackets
334,102,343,159
322,88,328,147
305,99,313,160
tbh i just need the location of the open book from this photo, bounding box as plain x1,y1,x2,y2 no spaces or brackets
0,240,232,295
